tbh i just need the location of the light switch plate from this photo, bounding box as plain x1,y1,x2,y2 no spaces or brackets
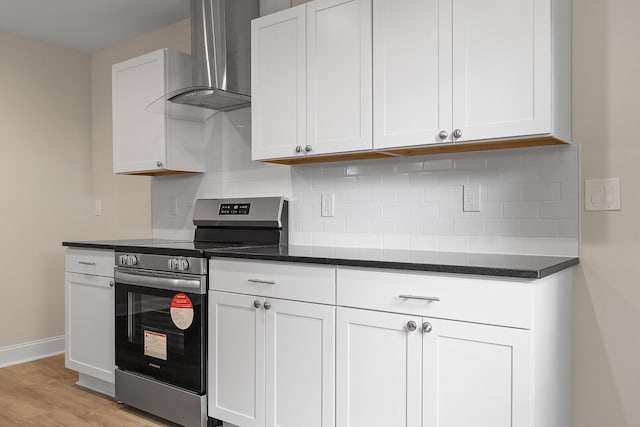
585,177,621,211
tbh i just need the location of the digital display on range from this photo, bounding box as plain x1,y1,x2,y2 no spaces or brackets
219,203,251,215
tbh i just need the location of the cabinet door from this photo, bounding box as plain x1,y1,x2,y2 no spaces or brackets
252,5,307,160
451,0,550,142
65,272,114,383
112,49,167,173
422,318,531,427
265,299,335,427
336,307,422,427
373,0,452,149
209,292,265,427
307,0,372,155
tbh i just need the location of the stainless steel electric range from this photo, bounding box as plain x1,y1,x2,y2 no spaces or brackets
113,197,288,427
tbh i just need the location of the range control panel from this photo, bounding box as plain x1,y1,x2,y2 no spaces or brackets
218,203,251,215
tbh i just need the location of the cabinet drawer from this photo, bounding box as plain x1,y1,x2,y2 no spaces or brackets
65,248,115,277
337,267,533,329
210,258,335,304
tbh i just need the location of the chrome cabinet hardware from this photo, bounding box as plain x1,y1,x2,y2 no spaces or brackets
156,161,163,168
263,301,272,310
452,129,463,138
399,294,441,302
406,321,417,331
422,322,433,333
253,300,262,309
248,279,276,285
438,130,448,140
78,261,96,266
109,280,114,288
304,145,313,152
295,145,302,153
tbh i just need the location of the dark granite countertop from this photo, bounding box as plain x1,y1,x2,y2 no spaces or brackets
63,240,579,279
205,245,579,279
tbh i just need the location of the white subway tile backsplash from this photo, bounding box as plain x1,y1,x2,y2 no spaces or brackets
486,220,520,236
424,158,454,171
409,173,439,187
423,219,454,235
397,188,425,203
396,161,424,173
396,220,423,234
383,234,410,250
523,183,561,201
488,184,522,201
345,218,370,233
520,220,559,237
503,202,540,219
409,204,439,219
454,219,486,236
454,157,487,169
540,201,577,219
322,218,346,233
151,111,578,257
438,236,470,252
409,235,438,251
383,204,410,219
424,186,455,202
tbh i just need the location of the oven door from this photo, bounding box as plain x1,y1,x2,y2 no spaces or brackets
114,269,206,394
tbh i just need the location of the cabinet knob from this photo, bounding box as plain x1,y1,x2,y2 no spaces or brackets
438,130,448,140
406,321,417,331
452,129,463,139
253,300,262,309
305,145,313,153
263,301,272,310
295,145,302,153
422,322,433,333
156,161,163,168
109,280,114,288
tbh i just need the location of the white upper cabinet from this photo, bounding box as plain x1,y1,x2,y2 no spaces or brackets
252,5,307,160
374,0,570,150
252,0,570,163
251,0,372,161
112,48,205,175
306,0,372,156
372,0,450,149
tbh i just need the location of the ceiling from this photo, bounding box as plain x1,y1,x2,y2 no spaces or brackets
0,0,190,53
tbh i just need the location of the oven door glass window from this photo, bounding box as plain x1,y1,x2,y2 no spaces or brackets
115,282,205,394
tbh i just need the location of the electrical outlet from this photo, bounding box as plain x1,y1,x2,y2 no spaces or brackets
94,199,102,216
463,184,480,212
169,197,179,216
321,193,334,217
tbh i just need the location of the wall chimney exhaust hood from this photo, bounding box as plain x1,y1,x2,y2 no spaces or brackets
168,0,259,112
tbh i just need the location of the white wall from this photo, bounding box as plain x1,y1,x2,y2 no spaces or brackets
0,32,92,347
572,0,640,425
152,109,579,256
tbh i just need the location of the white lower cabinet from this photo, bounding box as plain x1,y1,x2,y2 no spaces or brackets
336,307,530,427
209,259,336,427
209,259,573,427
64,248,115,395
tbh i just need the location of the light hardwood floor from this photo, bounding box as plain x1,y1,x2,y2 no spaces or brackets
0,354,180,426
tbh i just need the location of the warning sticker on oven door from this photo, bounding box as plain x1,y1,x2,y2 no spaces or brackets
170,293,194,330
144,330,167,360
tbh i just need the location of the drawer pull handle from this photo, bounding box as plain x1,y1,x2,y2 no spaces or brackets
399,294,441,302
78,261,96,266
248,279,276,285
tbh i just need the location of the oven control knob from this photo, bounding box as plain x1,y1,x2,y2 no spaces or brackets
168,258,177,269
129,255,139,266
178,259,190,271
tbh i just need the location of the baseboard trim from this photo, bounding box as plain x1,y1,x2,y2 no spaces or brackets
0,336,65,368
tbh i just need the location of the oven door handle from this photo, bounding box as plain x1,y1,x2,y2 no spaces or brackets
114,269,206,294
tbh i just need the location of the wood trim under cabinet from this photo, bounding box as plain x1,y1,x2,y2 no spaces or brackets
261,136,568,165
